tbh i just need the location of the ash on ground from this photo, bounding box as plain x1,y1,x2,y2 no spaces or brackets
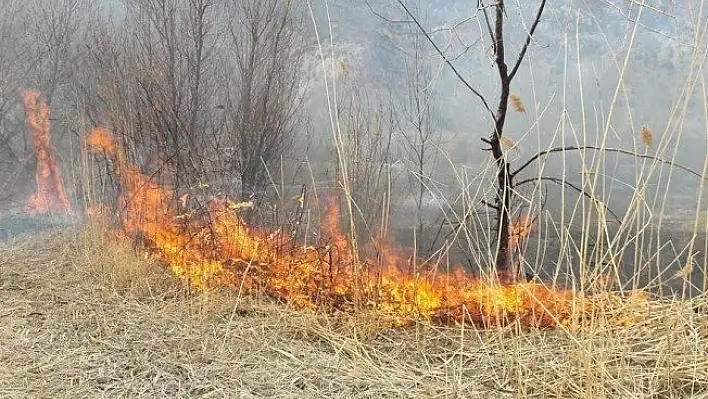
0,208,75,241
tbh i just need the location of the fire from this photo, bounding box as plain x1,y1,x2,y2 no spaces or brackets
23,89,73,215
320,195,351,263
85,127,233,291
85,127,644,329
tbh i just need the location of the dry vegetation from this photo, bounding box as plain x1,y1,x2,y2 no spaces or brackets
1,226,707,398
1,1,707,398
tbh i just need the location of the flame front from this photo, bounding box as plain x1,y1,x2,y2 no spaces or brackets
23,89,73,215
86,127,627,329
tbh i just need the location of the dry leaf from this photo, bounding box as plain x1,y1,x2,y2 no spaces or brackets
174,210,195,220
338,59,348,73
676,261,693,278
640,125,653,147
501,136,519,152
510,93,526,113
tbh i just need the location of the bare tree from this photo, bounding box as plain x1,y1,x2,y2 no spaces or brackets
79,0,307,216
27,0,85,106
394,0,547,282
394,1,440,255
0,0,29,178
225,0,306,200
335,81,400,242
0,0,87,200
77,0,226,200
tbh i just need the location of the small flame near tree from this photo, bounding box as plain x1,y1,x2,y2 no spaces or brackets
84,127,648,329
23,89,73,215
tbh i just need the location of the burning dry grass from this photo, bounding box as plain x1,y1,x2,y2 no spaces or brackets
82,127,648,330
1,227,708,398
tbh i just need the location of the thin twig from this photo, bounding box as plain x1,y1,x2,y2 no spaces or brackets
514,176,623,222
478,0,495,45
512,145,706,180
481,199,499,210
393,0,495,120
508,0,547,82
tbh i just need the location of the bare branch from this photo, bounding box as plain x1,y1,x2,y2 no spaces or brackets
508,0,547,82
491,0,507,83
481,199,499,210
514,176,623,222
512,145,706,180
477,0,495,44
393,0,495,120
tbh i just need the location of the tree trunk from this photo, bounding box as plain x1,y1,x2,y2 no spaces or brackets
490,1,515,284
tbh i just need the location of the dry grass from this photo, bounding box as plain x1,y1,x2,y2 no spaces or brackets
1,227,708,398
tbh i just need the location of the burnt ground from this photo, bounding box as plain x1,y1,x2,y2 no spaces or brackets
0,208,75,242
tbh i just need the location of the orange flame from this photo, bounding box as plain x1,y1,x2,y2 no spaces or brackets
85,128,234,291
85,128,646,329
320,195,351,263
23,89,73,215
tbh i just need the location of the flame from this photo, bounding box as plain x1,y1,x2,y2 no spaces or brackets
85,127,233,291
85,127,646,329
320,195,350,262
23,89,73,215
